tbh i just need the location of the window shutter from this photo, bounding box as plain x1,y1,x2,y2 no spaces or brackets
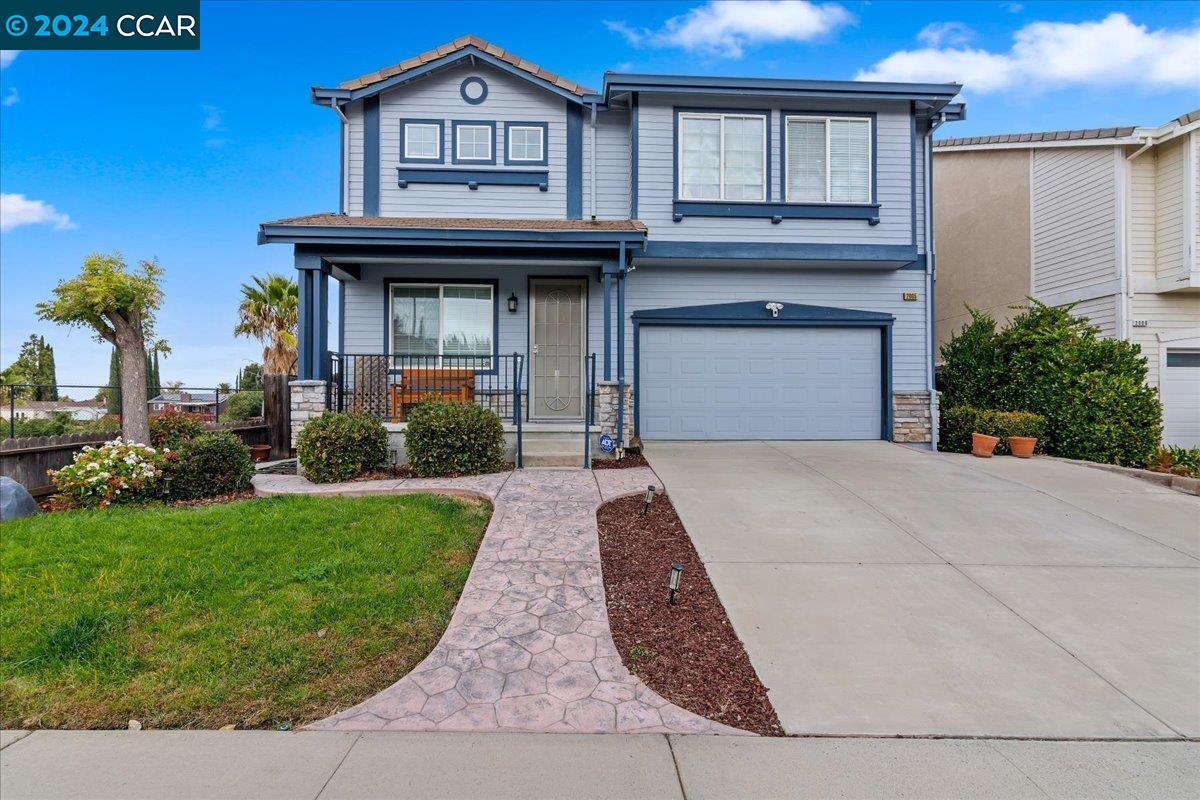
787,119,827,202
829,119,870,203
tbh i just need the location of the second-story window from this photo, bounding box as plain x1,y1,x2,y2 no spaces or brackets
456,124,493,161
403,123,441,160
785,116,872,204
678,112,766,202
507,126,544,162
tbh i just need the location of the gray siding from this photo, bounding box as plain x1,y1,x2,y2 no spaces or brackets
346,100,364,216
584,108,632,220
1155,136,1189,280
1031,147,1119,297
635,95,918,246
340,264,929,392
1071,294,1119,338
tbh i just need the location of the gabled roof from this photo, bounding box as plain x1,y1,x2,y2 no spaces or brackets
935,108,1200,151
313,35,595,106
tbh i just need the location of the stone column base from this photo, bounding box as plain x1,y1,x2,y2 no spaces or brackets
893,390,933,444
593,380,634,454
290,380,327,449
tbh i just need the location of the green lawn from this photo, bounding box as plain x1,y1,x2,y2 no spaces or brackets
0,494,490,729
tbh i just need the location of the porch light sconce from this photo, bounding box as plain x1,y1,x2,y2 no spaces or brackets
507,293,519,313
766,302,784,318
668,562,683,605
642,484,656,515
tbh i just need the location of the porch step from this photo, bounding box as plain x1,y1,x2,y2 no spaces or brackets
522,453,586,468
520,438,588,468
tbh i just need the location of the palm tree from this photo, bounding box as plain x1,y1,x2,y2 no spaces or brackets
234,274,298,375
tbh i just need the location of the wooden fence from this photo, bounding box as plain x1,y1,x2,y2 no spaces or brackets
0,422,269,497
263,374,292,460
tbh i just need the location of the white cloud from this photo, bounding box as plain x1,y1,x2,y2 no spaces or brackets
0,51,19,69
0,193,75,232
857,13,1200,92
201,104,224,131
917,22,974,48
1003,3,1024,13
1,87,17,107
606,1,853,59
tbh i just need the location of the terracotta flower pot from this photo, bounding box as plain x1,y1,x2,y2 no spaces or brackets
1008,436,1037,458
249,444,272,463
971,432,1000,458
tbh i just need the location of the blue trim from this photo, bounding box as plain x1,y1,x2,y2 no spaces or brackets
616,244,626,447
383,278,502,375
910,104,917,247
398,118,445,164
337,276,345,353
602,271,612,381
451,120,497,165
630,94,639,218
637,241,917,266
263,224,646,247
397,167,548,190
505,120,550,167
460,76,488,105
297,268,311,379
603,73,960,106
673,107,772,206
630,301,896,441
313,47,590,106
339,118,346,214
672,201,879,224
565,107,582,218
362,96,380,216
779,110,876,209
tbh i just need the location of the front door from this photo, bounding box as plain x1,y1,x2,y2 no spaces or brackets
530,279,586,419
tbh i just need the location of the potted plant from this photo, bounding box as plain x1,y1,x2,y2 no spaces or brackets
996,411,1044,459
971,432,1000,458
1007,436,1037,458
249,443,272,462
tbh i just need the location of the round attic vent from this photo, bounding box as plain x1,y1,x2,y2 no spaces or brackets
460,76,488,105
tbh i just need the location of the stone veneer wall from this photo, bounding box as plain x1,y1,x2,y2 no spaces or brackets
593,381,634,452
289,380,327,449
893,390,934,444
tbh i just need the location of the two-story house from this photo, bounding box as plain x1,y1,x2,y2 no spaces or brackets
259,35,963,461
933,111,1200,447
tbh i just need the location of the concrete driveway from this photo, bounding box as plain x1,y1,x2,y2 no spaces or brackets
646,441,1200,739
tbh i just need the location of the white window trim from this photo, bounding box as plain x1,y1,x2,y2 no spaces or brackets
784,114,874,205
403,122,441,160
389,283,495,368
507,125,545,162
455,124,493,162
677,112,768,203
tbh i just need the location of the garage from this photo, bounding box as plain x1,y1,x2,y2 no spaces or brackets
1162,348,1200,447
633,302,892,441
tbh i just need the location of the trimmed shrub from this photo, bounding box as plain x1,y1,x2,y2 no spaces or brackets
166,432,255,499
220,391,264,422
51,437,166,508
940,407,1046,455
149,410,205,448
296,411,389,483
404,401,505,478
938,301,1161,465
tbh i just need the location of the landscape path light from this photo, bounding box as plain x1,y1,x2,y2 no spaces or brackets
668,562,683,605
642,484,656,515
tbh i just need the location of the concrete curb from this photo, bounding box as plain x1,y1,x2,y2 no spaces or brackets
1047,457,1200,496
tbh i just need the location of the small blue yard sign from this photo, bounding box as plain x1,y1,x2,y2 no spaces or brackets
599,433,616,453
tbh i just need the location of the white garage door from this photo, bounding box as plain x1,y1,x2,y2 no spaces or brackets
1162,349,1200,447
639,326,882,441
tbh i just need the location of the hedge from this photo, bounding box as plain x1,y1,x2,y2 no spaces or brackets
296,411,390,483
404,401,505,478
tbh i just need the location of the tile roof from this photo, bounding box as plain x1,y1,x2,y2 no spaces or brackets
934,126,1139,148
152,392,218,404
337,35,595,97
264,214,648,233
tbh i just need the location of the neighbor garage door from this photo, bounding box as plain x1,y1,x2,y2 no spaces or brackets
638,326,882,440
1162,348,1200,447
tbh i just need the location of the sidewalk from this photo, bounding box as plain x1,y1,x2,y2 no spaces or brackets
2,730,1197,799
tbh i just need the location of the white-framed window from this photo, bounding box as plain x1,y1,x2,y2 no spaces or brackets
455,124,492,161
390,283,494,367
403,122,441,160
785,115,872,204
678,112,767,202
507,125,544,162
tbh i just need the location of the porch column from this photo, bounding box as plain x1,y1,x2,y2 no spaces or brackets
295,251,330,381
602,261,619,381
616,242,627,448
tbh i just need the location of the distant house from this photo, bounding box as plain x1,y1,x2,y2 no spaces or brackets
0,399,107,422
149,391,227,420
933,110,1200,447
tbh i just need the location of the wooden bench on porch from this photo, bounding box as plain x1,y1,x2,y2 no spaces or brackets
389,368,476,422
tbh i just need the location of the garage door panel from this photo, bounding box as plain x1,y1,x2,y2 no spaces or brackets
1162,348,1200,447
639,325,882,441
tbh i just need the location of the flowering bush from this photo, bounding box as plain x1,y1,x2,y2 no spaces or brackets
50,437,170,508
149,410,205,448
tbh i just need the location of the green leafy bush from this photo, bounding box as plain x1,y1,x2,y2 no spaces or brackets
938,301,1161,465
220,391,263,422
51,437,167,508
296,411,389,483
940,407,1046,455
149,410,205,448
166,431,254,499
10,412,71,438
404,401,505,478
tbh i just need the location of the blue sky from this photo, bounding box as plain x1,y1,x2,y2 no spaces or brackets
2,0,1197,389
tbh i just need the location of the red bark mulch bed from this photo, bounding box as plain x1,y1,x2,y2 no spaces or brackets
591,452,649,470
596,493,784,736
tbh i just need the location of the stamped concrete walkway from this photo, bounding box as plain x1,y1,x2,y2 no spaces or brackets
253,468,743,736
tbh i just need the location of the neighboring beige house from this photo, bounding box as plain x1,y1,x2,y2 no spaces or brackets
0,399,107,422
933,111,1200,447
